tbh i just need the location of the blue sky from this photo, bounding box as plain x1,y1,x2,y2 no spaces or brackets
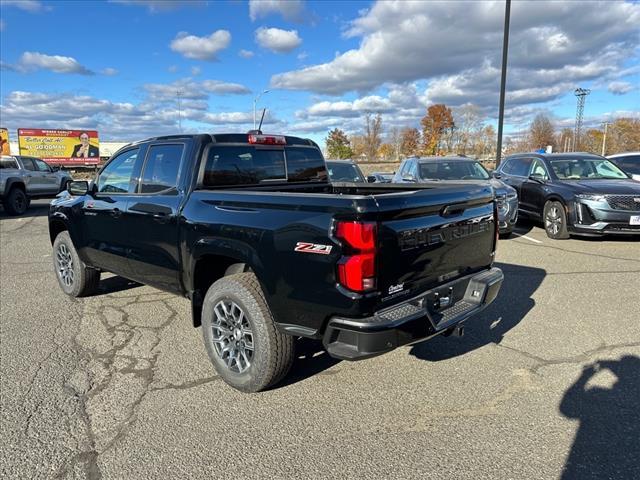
1,0,638,145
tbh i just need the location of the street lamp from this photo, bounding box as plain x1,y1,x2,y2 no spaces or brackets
253,89,270,129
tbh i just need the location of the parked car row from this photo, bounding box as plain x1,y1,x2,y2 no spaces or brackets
325,152,640,240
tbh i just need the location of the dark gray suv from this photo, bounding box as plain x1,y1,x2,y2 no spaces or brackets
495,152,640,239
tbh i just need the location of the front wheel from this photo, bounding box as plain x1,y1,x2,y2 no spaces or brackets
53,231,100,297
4,188,28,215
543,200,570,239
201,272,294,393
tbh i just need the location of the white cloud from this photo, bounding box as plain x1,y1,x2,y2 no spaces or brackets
0,89,276,141
608,81,634,95
255,27,302,53
170,30,231,61
101,67,119,76
249,0,305,22
1,0,50,12
271,1,640,96
143,78,251,102
4,52,94,75
190,66,201,76
238,49,255,59
167,65,179,73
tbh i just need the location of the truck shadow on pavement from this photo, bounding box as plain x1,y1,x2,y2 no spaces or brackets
278,338,341,388
97,275,142,295
559,355,640,480
409,262,545,361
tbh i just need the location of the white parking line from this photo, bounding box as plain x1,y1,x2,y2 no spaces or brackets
512,233,543,244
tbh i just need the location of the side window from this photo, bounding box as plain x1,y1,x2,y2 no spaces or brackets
20,158,37,171
97,149,139,194
509,158,532,177
530,159,549,179
34,159,51,172
140,144,184,193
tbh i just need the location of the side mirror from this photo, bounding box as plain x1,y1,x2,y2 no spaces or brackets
492,172,502,179
51,165,61,172
67,180,89,195
403,174,416,182
528,174,546,184
367,175,376,183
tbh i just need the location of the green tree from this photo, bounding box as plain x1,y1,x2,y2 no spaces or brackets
325,128,353,159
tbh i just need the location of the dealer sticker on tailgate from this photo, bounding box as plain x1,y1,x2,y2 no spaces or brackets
630,215,640,225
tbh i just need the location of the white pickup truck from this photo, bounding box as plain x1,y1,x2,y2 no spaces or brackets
1,155,73,215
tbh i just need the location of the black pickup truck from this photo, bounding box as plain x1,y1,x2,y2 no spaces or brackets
49,132,503,392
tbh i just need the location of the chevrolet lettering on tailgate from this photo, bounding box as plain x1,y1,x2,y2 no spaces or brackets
398,214,493,250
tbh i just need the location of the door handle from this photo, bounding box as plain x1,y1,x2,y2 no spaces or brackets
110,208,122,218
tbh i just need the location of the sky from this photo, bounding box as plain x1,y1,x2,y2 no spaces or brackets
0,0,639,145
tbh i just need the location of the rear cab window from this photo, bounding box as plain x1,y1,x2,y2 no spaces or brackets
202,144,326,187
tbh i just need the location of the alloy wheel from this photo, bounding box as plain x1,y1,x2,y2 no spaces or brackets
545,206,562,236
56,243,74,287
211,299,254,373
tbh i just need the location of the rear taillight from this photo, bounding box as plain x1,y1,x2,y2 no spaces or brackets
335,221,377,292
248,134,286,145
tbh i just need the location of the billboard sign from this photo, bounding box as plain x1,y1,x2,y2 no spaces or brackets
17,129,100,166
0,128,10,155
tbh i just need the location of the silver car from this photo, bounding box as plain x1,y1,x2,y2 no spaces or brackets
1,155,73,215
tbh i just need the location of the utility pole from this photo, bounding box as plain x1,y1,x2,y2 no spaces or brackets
495,0,511,167
176,89,183,133
253,90,270,129
572,88,590,151
601,122,611,156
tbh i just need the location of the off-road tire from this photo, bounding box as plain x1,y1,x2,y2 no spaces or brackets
4,187,28,216
201,272,294,393
543,200,570,240
53,231,100,297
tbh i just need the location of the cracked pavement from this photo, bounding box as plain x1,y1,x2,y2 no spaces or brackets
1,201,639,479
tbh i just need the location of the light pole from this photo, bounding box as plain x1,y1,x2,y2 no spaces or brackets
601,122,611,156
176,89,183,133
253,89,270,129
495,0,511,167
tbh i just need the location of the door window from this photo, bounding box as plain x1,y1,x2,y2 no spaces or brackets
97,149,139,193
34,159,51,172
507,157,532,177
20,157,37,171
529,159,549,179
140,144,184,193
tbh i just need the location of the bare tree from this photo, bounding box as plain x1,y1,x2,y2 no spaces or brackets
364,114,383,162
529,113,556,151
388,127,402,161
455,104,483,155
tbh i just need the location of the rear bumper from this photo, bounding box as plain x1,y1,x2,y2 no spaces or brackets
323,267,503,360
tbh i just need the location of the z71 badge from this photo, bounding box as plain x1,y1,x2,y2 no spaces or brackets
294,242,333,255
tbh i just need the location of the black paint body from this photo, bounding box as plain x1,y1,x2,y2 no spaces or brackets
49,133,499,343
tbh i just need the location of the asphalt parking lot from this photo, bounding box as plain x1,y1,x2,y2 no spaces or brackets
1,199,639,480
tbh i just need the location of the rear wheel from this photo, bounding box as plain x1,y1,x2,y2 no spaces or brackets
543,200,570,239
4,187,28,216
53,231,100,297
201,272,294,393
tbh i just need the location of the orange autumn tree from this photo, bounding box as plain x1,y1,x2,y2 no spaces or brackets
421,104,455,155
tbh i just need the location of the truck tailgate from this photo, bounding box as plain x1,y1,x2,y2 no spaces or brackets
373,183,496,306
